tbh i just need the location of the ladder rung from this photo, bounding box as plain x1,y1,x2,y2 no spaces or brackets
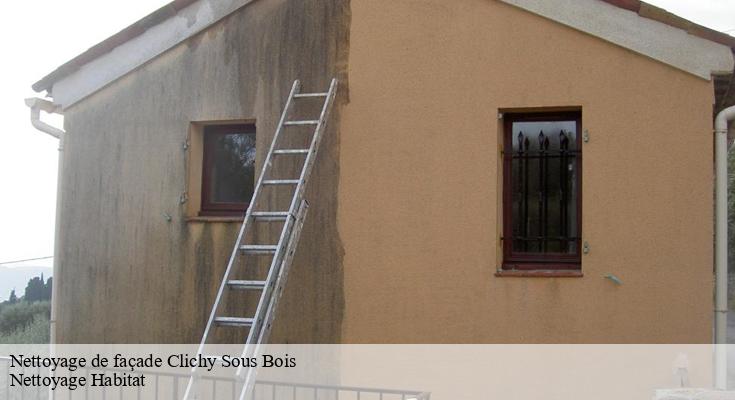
284,120,319,126
252,211,290,221
239,245,278,254
214,317,254,327
273,149,310,155
294,92,328,98
262,179,299,185
227,280,267,290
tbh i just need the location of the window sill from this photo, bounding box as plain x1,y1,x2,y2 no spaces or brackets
186,216,243,223
495,270,583,278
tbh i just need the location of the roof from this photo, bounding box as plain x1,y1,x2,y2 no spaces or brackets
32,0,198,93
33,0,735,108
602,0,735,113
601,0,735,49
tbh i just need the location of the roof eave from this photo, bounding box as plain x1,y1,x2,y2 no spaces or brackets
34,0,735,108
35,0,257,109
499,0,734,80
32,0,198,93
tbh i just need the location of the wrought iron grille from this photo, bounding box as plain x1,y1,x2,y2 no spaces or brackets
502,112,582,270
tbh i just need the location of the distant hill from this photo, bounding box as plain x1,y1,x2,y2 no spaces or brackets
0,266,53,301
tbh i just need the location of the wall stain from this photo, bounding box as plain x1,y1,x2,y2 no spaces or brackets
57,0,351,344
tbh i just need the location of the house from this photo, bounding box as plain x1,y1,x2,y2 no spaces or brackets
28,0,735,345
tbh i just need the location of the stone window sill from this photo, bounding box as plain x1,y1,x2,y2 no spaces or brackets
186,216,243,223
495,269,583,278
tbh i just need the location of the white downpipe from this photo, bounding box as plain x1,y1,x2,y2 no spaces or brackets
715,105,735,390
25,97,65,348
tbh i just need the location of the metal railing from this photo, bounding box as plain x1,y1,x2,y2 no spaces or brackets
254,380,430,400
0,357,429,400
1,356,48,400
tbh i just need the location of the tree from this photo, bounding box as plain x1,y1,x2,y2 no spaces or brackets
44,277,52,301
8,289,17,304
23,274,51,303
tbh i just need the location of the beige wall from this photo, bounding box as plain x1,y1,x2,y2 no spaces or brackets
338,0,715,343
55,0,718,345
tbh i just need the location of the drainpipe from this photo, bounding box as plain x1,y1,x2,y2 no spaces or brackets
715,104,735,390
26,98,63,138
25,97,64,346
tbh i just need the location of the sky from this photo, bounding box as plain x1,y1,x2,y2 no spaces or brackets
0,0,733,269
0,0,170,269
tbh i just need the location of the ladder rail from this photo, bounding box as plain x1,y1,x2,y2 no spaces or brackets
243,78,338,351
257,201,310,349
236,79,337,398
183,79,337,400
242,211,295,346
236,199,309,399
286,78,338,217
183,80,301,400
196,79,301,350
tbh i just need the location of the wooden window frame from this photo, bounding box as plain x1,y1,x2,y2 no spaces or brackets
200,123,256,217
502,111,582,271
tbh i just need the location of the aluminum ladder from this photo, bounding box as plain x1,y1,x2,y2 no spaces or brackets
182,78,338,400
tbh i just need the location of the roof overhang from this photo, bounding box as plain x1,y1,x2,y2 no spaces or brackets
36,0,255,109
498,0,734,80
34,0,735,109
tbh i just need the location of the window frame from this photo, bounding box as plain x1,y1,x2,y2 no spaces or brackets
501,111,582,271
200,123,256,217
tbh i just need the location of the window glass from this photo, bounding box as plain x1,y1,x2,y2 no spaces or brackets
510,121,578,254
208,132,256,204
503,112,582,270
201,124,256,215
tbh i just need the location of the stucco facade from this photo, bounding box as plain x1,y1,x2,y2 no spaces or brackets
44,0,730,344
340,0,714,343
55,0,348,343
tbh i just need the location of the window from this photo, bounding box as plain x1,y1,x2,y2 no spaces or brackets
502,111,582,271
200,124,256,216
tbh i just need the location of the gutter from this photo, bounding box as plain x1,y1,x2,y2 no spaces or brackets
25,97,65,346
715,104,735,389
25,98,63,139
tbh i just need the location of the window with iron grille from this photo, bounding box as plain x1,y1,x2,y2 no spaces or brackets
502,111,582,271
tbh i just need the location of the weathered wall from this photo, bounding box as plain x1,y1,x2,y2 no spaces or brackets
338,0,715,343
56,0,348,343
57,0,718,345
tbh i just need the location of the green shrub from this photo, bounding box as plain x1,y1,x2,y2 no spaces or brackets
0,313,49,344
0,301,50,336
